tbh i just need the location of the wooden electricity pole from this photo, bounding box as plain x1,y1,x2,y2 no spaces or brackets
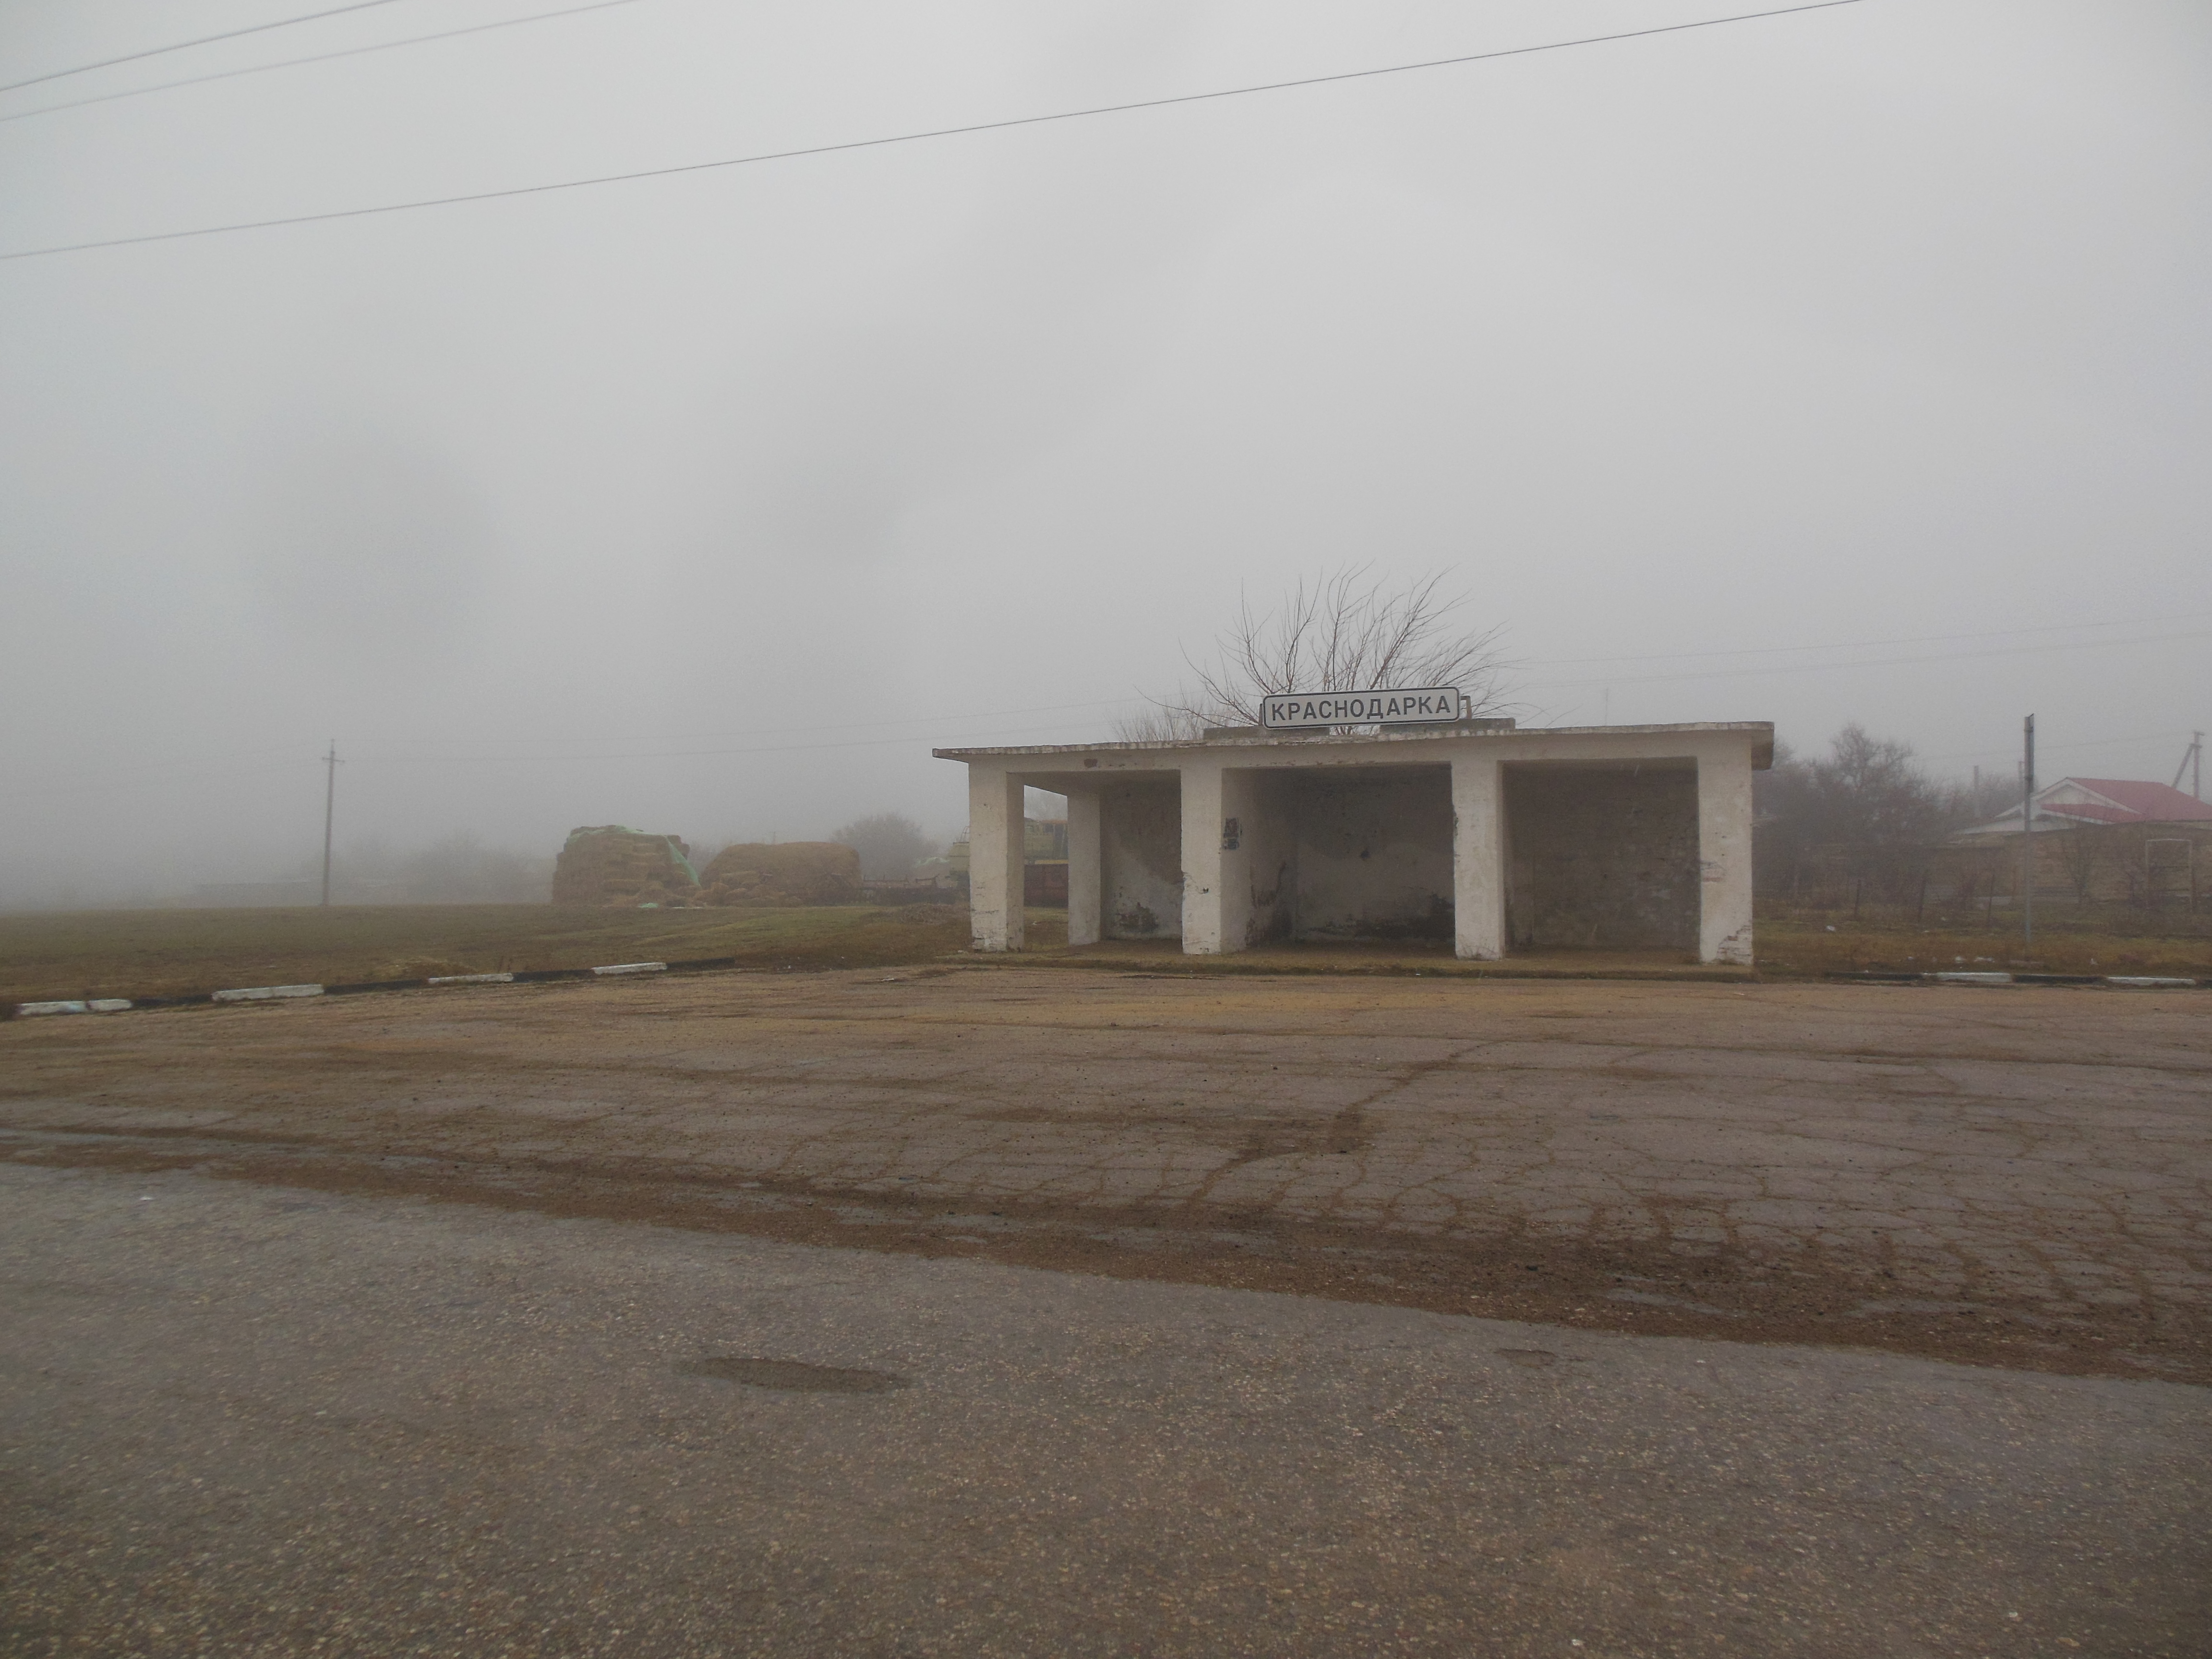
2021,715,2035,948
321,741,338,907
2174,730,2204,801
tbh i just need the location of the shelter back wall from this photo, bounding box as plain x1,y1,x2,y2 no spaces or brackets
1292,769,1454,941
1506,767,1698,951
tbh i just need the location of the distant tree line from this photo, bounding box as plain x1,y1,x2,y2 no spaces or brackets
1755,724,2014,909
831,812,937,880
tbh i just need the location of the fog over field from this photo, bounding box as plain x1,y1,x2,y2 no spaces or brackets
2,0,2206,908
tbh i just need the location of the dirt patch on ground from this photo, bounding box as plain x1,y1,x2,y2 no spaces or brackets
3,968,2205,1383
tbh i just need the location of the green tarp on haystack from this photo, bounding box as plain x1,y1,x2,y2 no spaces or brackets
551,826,700,908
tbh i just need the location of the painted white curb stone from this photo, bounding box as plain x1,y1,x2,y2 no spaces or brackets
88,999,132,1013
17,1000,89,1016
592,962,667,976
212,984,325,1002
2104,976,2197,988
428,973,514,986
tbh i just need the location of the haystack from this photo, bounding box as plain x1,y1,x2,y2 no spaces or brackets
551,826,700,907
697,842,859,907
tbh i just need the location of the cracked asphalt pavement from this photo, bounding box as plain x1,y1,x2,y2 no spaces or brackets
3,968,2206,1381
2,968,2208,1654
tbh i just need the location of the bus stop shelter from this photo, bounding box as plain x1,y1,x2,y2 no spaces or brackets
934,720,1772,965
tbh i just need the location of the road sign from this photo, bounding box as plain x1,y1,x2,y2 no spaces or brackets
1258,688,1464,730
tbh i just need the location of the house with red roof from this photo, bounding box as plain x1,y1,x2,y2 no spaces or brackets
1962,777,2212,835
1943,778,2210,909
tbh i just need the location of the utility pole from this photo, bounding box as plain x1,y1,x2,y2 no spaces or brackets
321,740,338,907
2174,730,2204,801
2021,715,2035,948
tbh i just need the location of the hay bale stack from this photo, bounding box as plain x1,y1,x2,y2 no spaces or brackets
551,826,700,907
697,842,860,907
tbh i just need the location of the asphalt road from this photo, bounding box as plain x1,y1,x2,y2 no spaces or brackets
4,1163,2206,1659
5,969,2207,1380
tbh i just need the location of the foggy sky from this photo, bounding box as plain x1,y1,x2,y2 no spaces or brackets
3,0,2207,906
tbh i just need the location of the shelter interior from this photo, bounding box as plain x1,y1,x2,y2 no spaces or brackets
1096,775,1181,940
1085,759,1699,954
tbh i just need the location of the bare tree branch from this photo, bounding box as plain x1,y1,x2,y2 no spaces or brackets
1117,563,1511,737
1110,704,1208,743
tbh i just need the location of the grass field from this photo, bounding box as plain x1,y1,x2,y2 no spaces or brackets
2,903,2204,1004
0,904,1067,1004
1754,916,2212,978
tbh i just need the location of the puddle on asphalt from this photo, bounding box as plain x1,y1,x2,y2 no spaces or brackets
677,1357,912,1394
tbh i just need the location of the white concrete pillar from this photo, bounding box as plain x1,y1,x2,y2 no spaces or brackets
1066,790,1102,947
1178,760,1227,954
1204,769,1265,955
1233,770,1297,949
1697,746,1755,965
967,766,1025,951
1451,754,1505,960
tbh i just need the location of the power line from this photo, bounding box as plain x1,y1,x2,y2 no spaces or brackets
22,721,2196,804
336,613,2209,757
1519,627,2212,693
1527,608,2212,669
0,0,648,126
347,719,1110,767
20,604,2187,787
7,721,1087,800
0,0,1868,263
0,0,418,95
5,700,1146,795
276,620,2212,759
342,695,1159,756
19,753,334,802
1923,730,2192,765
